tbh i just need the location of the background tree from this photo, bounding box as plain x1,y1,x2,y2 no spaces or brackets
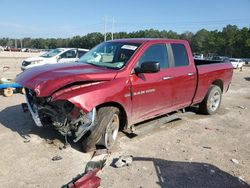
1,25,249,57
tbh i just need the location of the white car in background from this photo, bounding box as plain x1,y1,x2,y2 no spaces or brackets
21,48,89,71
230,58,245,69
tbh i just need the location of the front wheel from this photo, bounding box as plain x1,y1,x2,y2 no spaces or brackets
199,85,222,115
81,107,120,152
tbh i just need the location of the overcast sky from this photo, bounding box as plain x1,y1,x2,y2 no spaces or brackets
0,0,249,38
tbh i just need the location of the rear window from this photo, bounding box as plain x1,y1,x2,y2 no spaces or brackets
171,44,189,67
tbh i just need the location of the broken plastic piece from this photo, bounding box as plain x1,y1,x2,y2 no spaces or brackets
231,158,239,164
114,155,133,168
85,159,106,172
62,168,100,188
23,139,30,143
52,155,62,161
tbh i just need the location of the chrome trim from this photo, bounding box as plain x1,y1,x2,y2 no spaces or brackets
187,72,195,76
25,94,43,127
162,76,172,80
73,107,96,142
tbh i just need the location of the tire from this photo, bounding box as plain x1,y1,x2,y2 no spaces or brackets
82,107,120,152
199,85,222,115
3,88,13,97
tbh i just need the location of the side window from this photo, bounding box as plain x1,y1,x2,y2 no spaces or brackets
60,50,77,58
137,44,168,69
171,44,189,67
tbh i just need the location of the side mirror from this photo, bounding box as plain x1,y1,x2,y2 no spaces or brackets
134,61,160,74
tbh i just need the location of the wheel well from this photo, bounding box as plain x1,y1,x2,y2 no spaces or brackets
96,102,128,130
212,79,223,92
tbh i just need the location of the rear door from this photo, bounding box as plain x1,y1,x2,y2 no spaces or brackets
130,43,174,122
169,43,197,108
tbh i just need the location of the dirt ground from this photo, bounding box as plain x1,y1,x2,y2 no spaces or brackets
0,52,249,188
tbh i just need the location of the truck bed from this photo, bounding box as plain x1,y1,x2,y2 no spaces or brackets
192,60,233,105
194,59,228,66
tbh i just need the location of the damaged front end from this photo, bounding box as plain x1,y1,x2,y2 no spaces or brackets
25,89,96,142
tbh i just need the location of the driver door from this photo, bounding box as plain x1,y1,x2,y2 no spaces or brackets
130,43,174,123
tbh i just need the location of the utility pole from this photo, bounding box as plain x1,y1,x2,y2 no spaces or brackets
104,16,107,41
15,39,17,48
103,16,115,41
20,38,23,49
111,17,115,40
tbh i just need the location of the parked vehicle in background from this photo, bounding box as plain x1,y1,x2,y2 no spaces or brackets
5,46,21,52
0,46,4,51
193,54,204,59
16,39,233,152
241,58,250,65
211,56,230,61
21,48,89,71
229,58,245,69
21,48,31,52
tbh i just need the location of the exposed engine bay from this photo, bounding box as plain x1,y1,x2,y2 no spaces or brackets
25,89,96,142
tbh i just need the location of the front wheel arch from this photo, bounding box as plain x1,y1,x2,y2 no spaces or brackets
96,102,128,131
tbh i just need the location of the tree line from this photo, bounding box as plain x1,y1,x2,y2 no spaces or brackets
0,25,250,58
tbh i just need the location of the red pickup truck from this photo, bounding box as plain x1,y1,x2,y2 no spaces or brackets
16,39,233,152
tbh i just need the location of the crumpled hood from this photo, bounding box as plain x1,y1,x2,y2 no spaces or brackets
16,62,118,97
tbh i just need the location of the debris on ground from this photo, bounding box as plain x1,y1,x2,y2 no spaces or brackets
114,155,133,168
85,159,106,172
62,168,101,188
205,127,213,131
23,139,30,143
52,155,62,161
231,158,239,164
45,139,66,150
236,105,247,110
203,146,212,149
62,159,106,188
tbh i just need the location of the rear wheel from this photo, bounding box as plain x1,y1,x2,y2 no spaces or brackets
82,107,120,152
199,85,222,115
3,88,13,97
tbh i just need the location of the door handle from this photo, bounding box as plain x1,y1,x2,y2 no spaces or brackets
187,72,195,76
162,76,172,80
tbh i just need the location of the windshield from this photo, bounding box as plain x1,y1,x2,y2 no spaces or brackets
79,42,141,69
40,48,63,58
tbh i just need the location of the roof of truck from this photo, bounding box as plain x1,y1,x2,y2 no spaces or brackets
110,38,187,44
